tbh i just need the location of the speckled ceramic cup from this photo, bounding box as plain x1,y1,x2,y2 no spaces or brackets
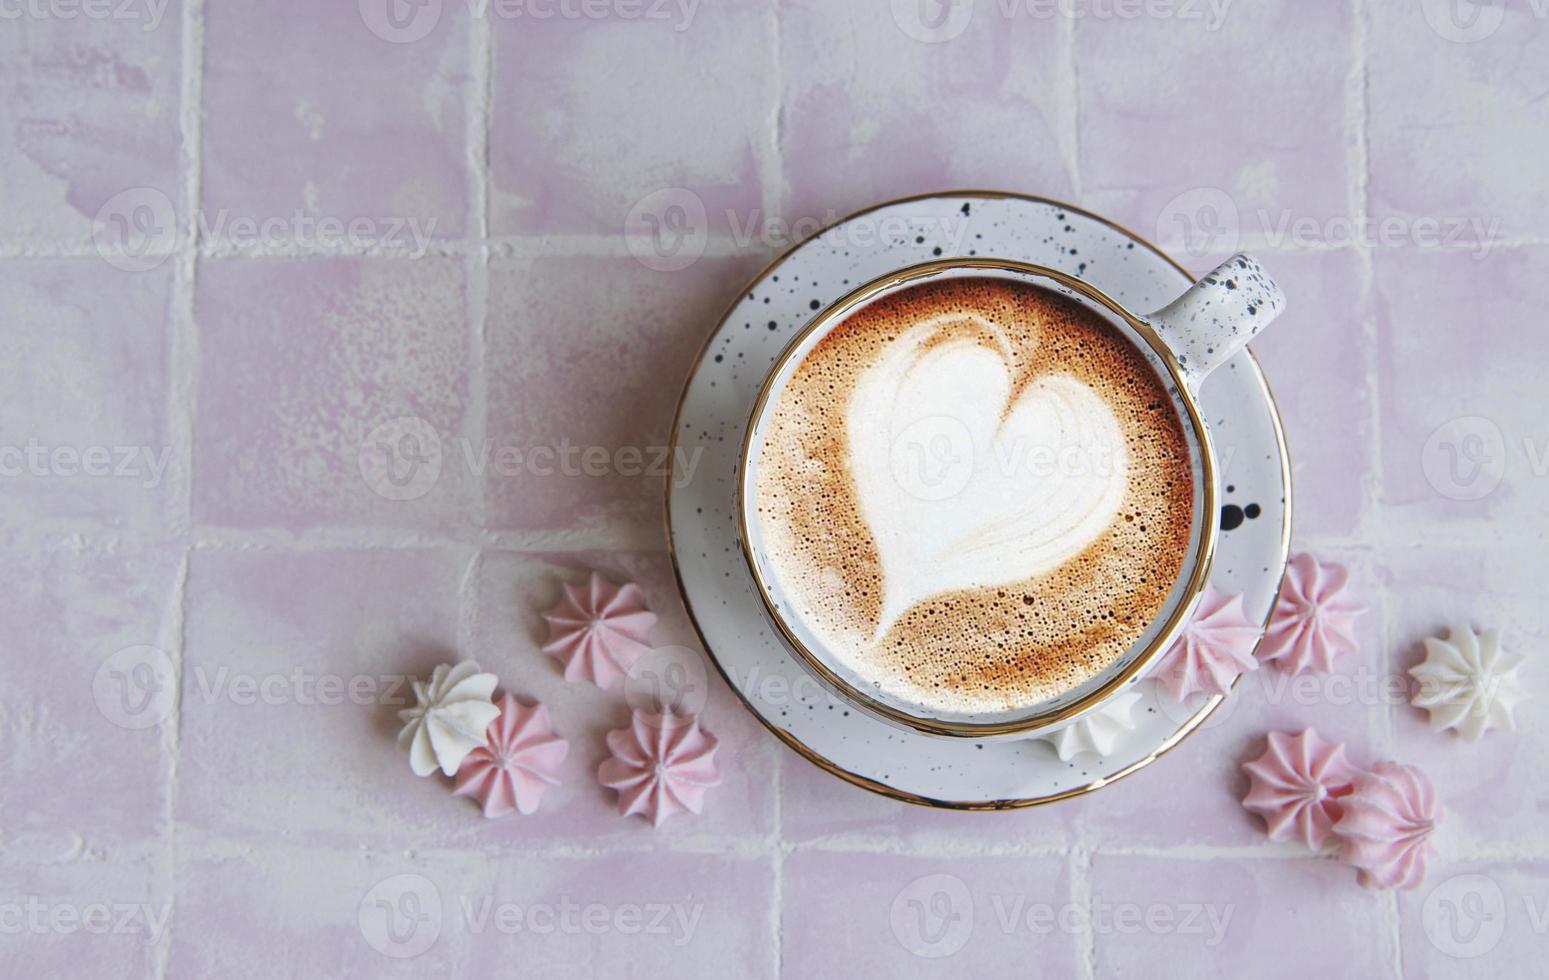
738,254,1286,739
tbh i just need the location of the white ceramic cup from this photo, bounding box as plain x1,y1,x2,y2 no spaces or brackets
738,254,1285,738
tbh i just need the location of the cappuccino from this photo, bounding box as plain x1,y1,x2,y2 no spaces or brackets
752,278,1194,715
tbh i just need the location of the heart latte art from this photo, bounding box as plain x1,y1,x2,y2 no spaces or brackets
753,278,1195,715
848,314,1130,641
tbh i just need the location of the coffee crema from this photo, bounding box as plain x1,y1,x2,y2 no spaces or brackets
752,277,1195,715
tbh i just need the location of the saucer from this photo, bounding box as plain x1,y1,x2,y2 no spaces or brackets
665,191,1291,808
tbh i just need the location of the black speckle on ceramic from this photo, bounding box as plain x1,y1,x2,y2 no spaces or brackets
1144,253,1287,389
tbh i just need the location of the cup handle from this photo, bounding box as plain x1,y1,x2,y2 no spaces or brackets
1142,253,1286,392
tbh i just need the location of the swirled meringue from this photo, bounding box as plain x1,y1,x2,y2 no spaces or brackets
598,710,721,827
1241,729,1360,849
397,661,501,777
541,572,658,688
1154,588,1261,700
1334,761,1441,890
1041,691,1141,761
452,692,569,818
1258,553,1365,675
1409,624,1527,741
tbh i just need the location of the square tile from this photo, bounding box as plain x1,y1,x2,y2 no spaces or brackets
1368,1,1549,241
1087,853,1392,979
0,260,176,537
176,547,477,848
171,846,487,977
0,857,169,978
1379,542,1548,853
1398,859,1549,976
202,0,469,244
1073,548,1389,848
489,4,770,236
1248,248,1374,540
1076,1,1356,258
468,549,778,841
0,545,182,858
781,850,1080,977
780,1,1073,225
484,253,762,534
464,851,776,977
192,257,474,531
0,5,182,245
1372,247,1549,531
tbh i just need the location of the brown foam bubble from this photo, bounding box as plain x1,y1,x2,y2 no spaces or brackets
753,277,1195,715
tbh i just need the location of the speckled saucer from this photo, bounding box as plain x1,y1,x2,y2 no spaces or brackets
666,191,1291,808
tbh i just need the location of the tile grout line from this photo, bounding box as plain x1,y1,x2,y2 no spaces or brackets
759,0,786,225
770,834,784,980
153,0,208,975
1057,9,1082,201
1072,845,1097,980
7,233,1549,262
1352,1,1405,976
1350,0,1395,763
457,549,483,667
458,7,495,681
770,735,785,979
29,833,1549,868
1351,0,1385,570
467,3,494,536
151,550,190,980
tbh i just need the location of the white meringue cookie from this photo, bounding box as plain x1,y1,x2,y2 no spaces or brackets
397,661,501,777
1040,691,1142,761
1409,624,1527,742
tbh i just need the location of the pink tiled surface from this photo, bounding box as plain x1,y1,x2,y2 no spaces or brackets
191,256,475,530
489,3,770,237
483,254,765,535
779,0,1075,224
1086,853,1396,978
201,1,470,244
781,850,1082,977
2,3,1546,977
1076,2,1357,249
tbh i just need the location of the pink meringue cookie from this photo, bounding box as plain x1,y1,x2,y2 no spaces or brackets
452,692,569,818
1334,761,1442,890
1241,729,1361,849
541,571,658,688
1154,587,1261,700
598,710,722,827
1258,553,1365,675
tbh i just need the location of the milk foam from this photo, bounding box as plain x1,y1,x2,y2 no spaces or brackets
846,314,1129,641
753,278,1194,716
